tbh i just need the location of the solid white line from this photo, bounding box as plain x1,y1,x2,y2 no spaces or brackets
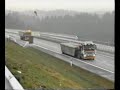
23,42,29,47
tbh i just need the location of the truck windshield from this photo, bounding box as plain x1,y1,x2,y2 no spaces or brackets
83,44,96,50
84,51,95,54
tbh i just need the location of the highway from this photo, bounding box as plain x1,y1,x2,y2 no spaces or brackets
5,31,114,82
5,29,114,53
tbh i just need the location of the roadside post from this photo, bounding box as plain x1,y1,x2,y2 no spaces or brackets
70,58,73,67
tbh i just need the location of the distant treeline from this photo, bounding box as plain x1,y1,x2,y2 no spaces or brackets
5,11,114,44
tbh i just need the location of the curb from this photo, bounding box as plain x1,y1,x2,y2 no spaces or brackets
5,66,24,90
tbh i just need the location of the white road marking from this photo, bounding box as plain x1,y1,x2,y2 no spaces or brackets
23,42,29,47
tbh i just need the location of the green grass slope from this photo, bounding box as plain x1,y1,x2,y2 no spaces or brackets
5,41,114,89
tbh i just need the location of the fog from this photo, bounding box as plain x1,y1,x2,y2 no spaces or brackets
5,10,114,45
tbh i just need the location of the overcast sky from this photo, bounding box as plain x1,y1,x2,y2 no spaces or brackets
5,0,114,12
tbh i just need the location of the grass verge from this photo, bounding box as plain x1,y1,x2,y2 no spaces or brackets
5,40,114,89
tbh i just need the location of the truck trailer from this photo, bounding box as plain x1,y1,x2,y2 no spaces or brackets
19,30,33,44
60,42,96,60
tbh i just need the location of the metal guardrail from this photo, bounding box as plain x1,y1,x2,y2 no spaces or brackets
40,32,78,40
79,38,114,47
5,29,114,46
34,35,114,54
5,66,24,90
39,32,114,46
96,43,114,53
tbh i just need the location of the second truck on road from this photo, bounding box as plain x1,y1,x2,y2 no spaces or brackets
60,41,96,60
19,30,33,44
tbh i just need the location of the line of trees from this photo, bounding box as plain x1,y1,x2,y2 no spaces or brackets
5,10,114,43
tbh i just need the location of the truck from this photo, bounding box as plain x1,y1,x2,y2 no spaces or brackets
19,30,33,44
60,41,96,60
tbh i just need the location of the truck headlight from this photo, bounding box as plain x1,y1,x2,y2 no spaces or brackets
84,54,86,57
